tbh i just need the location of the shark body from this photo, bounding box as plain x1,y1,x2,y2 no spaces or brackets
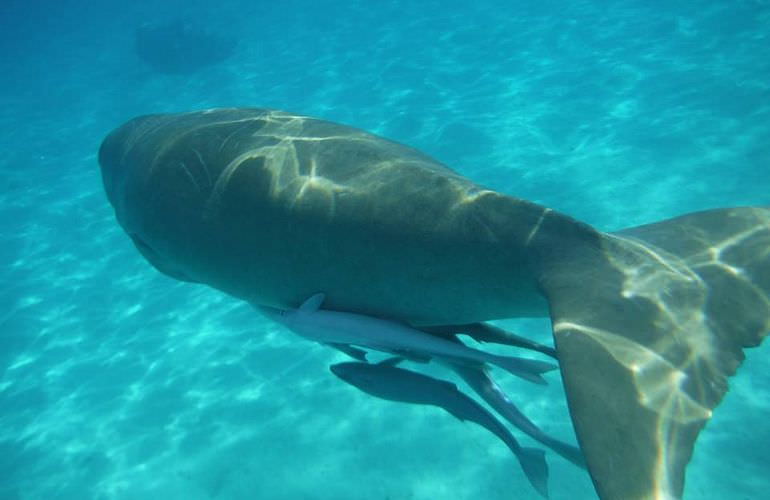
99,108,770,499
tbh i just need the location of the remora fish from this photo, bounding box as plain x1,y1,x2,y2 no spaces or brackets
428,331,585,468
99,108,770,499
447,362,585,469
331,359,550,498
257,293,557,384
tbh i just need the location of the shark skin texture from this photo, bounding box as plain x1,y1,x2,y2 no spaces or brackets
99,108,770,499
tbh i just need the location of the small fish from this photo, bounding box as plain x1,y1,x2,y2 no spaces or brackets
258,293,557,384
331,358,550,498
448,362,585,469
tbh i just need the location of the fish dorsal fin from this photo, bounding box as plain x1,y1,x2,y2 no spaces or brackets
376,356,404,367
536,207,770,500
299,293,325,312
327,343,369,362
386,349,431,363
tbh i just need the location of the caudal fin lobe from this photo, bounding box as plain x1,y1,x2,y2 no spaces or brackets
518,446,549,499
533,206,770,500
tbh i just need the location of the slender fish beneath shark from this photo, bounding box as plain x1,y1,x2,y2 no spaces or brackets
331,358,551,498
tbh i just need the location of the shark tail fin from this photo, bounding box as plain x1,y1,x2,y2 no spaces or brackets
518,446,549,499
533,206,770,500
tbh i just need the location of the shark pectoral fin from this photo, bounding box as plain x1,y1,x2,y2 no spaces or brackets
327,343,369,362
538,207,770,500
300,292,325,311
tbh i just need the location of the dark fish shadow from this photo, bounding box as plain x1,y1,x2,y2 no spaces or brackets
135,19,237,74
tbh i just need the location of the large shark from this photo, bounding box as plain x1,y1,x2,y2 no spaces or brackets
98,108,770,499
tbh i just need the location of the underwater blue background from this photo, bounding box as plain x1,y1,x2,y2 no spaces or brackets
1,0,769,498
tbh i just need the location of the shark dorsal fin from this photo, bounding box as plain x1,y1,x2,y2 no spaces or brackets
299,293,325,312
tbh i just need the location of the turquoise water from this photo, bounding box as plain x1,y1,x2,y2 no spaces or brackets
2,1,769,498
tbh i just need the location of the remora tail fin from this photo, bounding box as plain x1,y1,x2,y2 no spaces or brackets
534,207,770,500
518,446,550,500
